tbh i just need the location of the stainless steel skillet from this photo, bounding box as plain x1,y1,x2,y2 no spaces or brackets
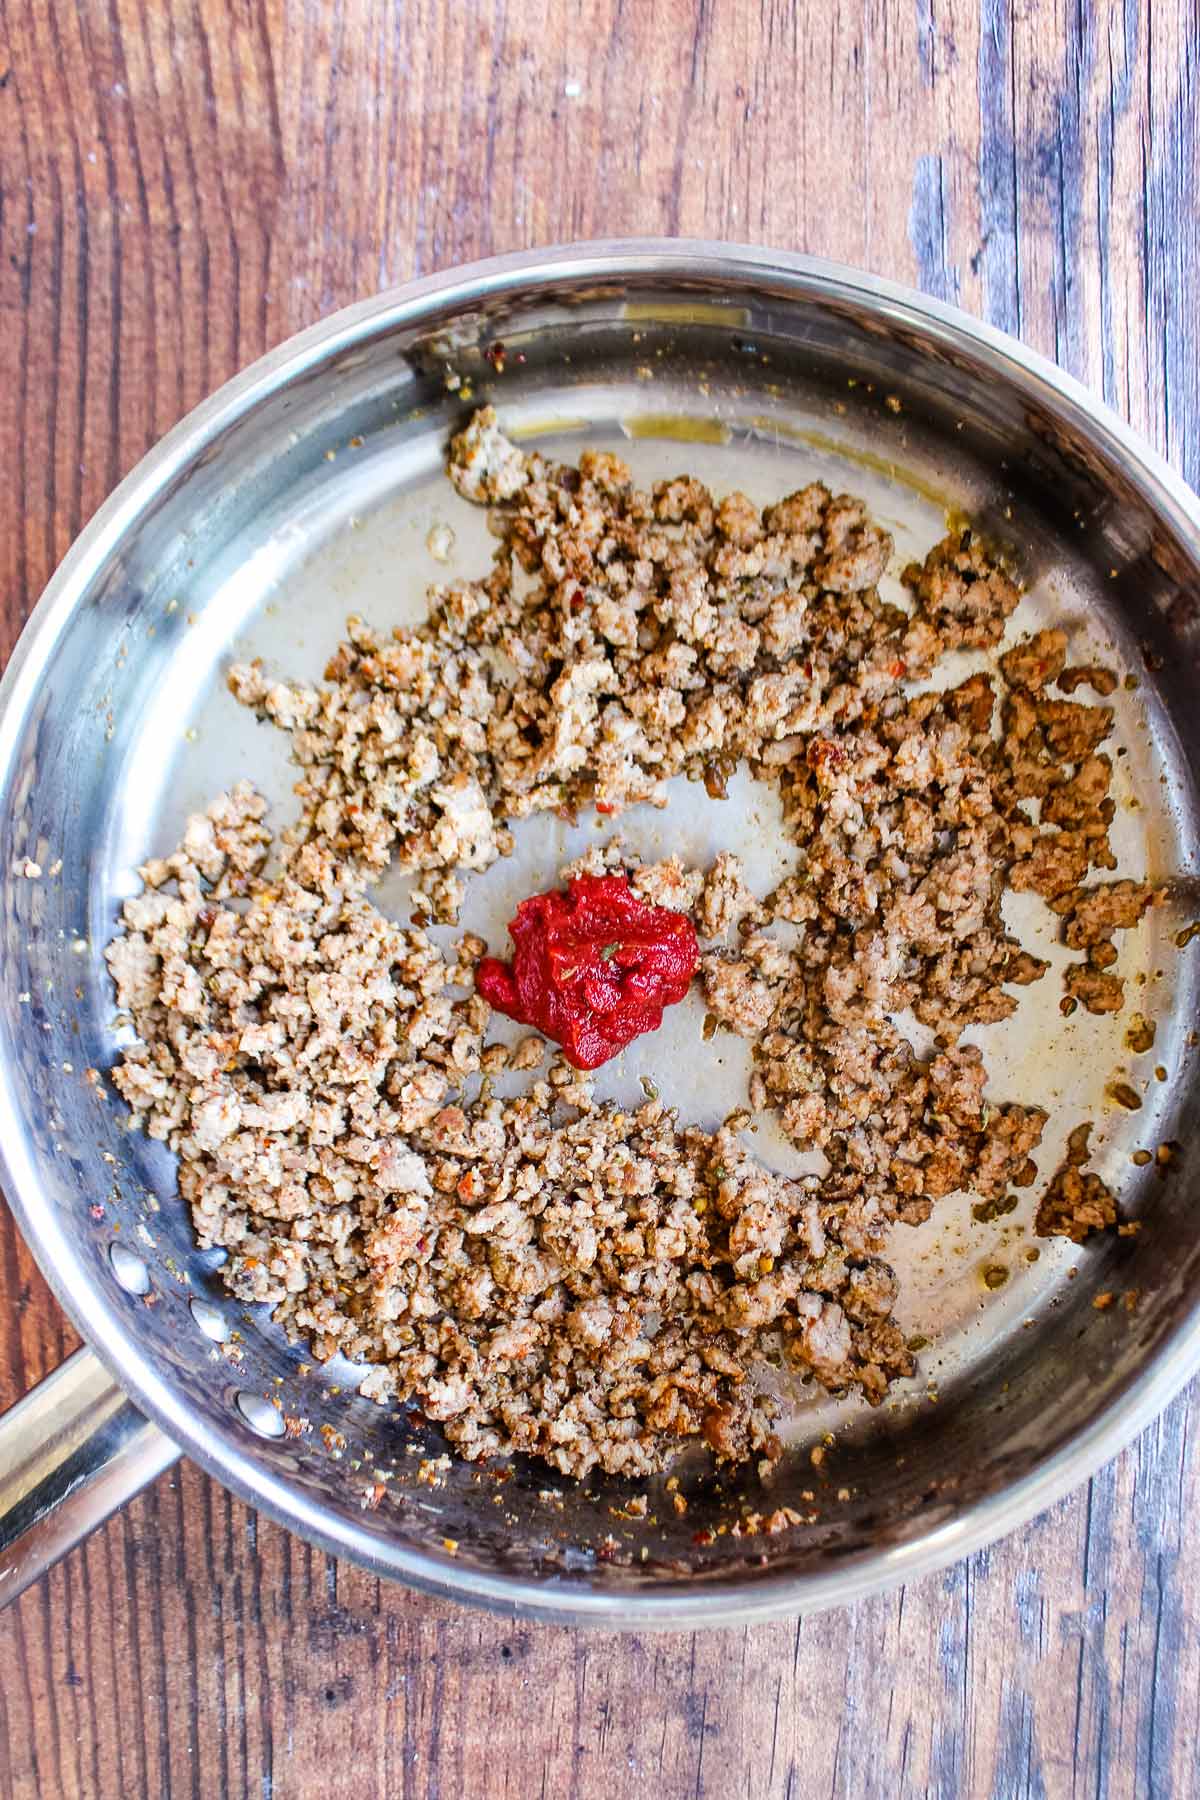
1,241,1198,1625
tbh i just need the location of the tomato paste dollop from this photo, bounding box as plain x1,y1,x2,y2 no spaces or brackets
475,873,699,1070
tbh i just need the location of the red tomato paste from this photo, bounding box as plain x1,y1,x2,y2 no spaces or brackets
475,874,699,1070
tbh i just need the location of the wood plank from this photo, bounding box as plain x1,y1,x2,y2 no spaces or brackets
1,1,1198,1794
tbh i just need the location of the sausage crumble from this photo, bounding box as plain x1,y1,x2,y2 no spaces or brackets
106,411,1158,1477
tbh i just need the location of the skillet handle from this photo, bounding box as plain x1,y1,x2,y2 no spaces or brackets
0,1348,181,1607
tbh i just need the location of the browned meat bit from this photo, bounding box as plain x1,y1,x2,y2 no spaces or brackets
848,1318,916,1404
1041,755,1113,829
1064,963,1125,1014
702,954,777,1036
510,1034,546,1070
971,1103,1047,1198
654,474,716,532
412,869,466,925
942,671,996,735
698,1398,779,1466
1062,880,1158,949
1057,663,1119,697
1058,881,1158,1014
716,490,764,547
766,873,820,925
999,628,1068,691
696,851,765,941
447,406,530,503
1067,1121,1097,1168
812,496,892,593
785,1293,854,1386
901,529,1021,650
1037,698,1114,762
1035,1123,1118,1241
630,854,705,913
928,1043,986,1128
842,1260,900,1322
578,447,633,496
1088,940,1119,970
998,694,1114,814
763,484,829,536
1005,950,1050,985
996,688,1060,801
1009,832,1094,900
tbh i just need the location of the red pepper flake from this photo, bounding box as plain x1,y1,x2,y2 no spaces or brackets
808,737,847,773
595,800,617,815
475,873,699,1070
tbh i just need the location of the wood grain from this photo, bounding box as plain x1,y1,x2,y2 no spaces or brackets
1,2,1198,1795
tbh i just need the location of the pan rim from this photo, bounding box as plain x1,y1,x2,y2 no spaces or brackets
2,237,1199,1625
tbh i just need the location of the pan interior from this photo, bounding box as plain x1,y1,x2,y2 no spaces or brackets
4,262,1199,1607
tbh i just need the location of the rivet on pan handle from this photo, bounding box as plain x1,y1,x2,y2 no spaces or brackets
0,1348,181,1607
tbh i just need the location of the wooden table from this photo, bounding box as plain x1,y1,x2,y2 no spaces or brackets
2,3,1198,1794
